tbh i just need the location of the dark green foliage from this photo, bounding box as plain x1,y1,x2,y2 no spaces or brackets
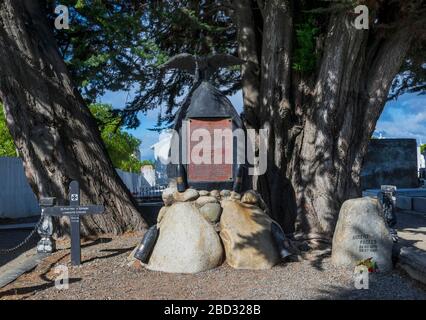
45,0,424,129
390,40,426,100
0,104,17,157
292,17,318,72
47,0,238,129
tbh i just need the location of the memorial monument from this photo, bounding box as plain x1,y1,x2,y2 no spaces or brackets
131,54,293,273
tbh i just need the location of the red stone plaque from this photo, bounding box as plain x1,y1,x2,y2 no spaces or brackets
187,118,233,182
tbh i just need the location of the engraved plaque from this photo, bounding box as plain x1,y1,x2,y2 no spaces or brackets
187,118,233,182
353,234,378,253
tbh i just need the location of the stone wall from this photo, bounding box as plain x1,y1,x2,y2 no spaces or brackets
361,139,418,190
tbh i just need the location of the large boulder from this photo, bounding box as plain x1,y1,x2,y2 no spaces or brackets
332,197,393,272
219,200,279,269
146,202,223,273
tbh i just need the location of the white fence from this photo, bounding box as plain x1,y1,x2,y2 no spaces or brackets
0,157,40,219
0,157,159,219
116,168,155,194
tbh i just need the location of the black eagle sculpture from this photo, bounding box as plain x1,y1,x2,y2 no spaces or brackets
159,53,244,83
159,53,245,132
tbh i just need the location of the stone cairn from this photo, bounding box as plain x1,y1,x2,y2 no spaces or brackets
130,187,288,273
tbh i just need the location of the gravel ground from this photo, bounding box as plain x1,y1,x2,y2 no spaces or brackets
0,232,425,300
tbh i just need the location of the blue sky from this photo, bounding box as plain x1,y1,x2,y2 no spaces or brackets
374,93,426,143
100,90,425,161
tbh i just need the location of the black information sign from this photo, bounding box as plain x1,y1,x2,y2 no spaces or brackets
42,181,105,266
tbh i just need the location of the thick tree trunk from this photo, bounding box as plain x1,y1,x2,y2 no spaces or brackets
0,0,147,235
233,0,298,234
290,13,413,238
234,1,414,239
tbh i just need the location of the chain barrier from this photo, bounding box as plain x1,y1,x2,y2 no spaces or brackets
0,216,44,254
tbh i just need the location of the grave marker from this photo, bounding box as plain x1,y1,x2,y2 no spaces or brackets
331,197,393,271
42,181,105,266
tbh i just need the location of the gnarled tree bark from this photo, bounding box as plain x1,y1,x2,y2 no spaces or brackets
233,0,416,239
0,0,146,236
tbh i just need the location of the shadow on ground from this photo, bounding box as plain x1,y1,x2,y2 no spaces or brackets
84,246,134,264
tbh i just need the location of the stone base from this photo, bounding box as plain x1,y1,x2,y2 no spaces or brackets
137,188,285,273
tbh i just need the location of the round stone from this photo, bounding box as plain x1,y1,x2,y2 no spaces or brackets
200,202,222,223
220,190,231,199
173,188,199,202
162,187,176,206
195,196,219,207
210,190,220,199
241,190,260,205
199,190,209,196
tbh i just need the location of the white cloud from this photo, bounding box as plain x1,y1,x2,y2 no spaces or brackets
375,93,426,144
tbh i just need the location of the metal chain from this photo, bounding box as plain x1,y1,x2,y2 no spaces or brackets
0,216,44,254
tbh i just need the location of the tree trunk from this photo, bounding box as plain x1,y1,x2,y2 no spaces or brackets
233,0,298,234
290,13,413,239
0,0,147,236
233,1,414,239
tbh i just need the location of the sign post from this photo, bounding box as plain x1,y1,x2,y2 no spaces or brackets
42,181,105,266
70,180,81,265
